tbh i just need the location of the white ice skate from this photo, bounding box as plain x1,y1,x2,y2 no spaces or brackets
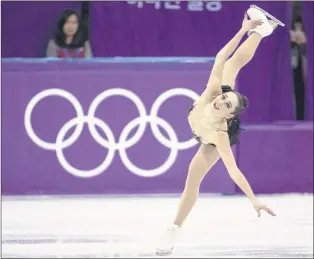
247,5,285,38
156,224,181,256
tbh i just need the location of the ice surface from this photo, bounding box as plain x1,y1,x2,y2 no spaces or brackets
2,194,313,258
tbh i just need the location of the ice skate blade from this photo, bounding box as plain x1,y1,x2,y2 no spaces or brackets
250,5,285,27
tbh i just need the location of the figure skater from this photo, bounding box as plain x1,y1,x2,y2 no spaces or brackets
156,5,285,256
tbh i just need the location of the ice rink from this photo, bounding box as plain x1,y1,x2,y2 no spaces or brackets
2,194,313,258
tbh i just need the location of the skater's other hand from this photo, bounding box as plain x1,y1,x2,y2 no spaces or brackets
252,200,276,217
242,13,263,32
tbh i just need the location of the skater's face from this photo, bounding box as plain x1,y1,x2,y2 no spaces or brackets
211,92,240,117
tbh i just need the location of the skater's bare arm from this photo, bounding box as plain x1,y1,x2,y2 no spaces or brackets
200,15,262,102
214,133,257,202
214,133,276,216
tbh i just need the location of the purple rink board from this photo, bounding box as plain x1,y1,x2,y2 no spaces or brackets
237,123,313,194
2,60,312,195
2,59,234,195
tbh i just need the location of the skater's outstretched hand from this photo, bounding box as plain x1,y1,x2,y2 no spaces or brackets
242,13,263,32
252,200,276,217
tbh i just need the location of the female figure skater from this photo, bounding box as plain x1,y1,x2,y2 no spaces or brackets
156,5,284,256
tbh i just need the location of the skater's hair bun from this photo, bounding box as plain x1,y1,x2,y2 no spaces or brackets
232,91,249,115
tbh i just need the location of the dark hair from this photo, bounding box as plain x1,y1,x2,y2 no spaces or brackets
54,9,85,49
230,91,249,115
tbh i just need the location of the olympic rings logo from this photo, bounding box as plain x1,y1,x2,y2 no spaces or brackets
24,88,199,178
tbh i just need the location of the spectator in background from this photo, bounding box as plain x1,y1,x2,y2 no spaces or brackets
290,6,307,120
46,9,93,58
